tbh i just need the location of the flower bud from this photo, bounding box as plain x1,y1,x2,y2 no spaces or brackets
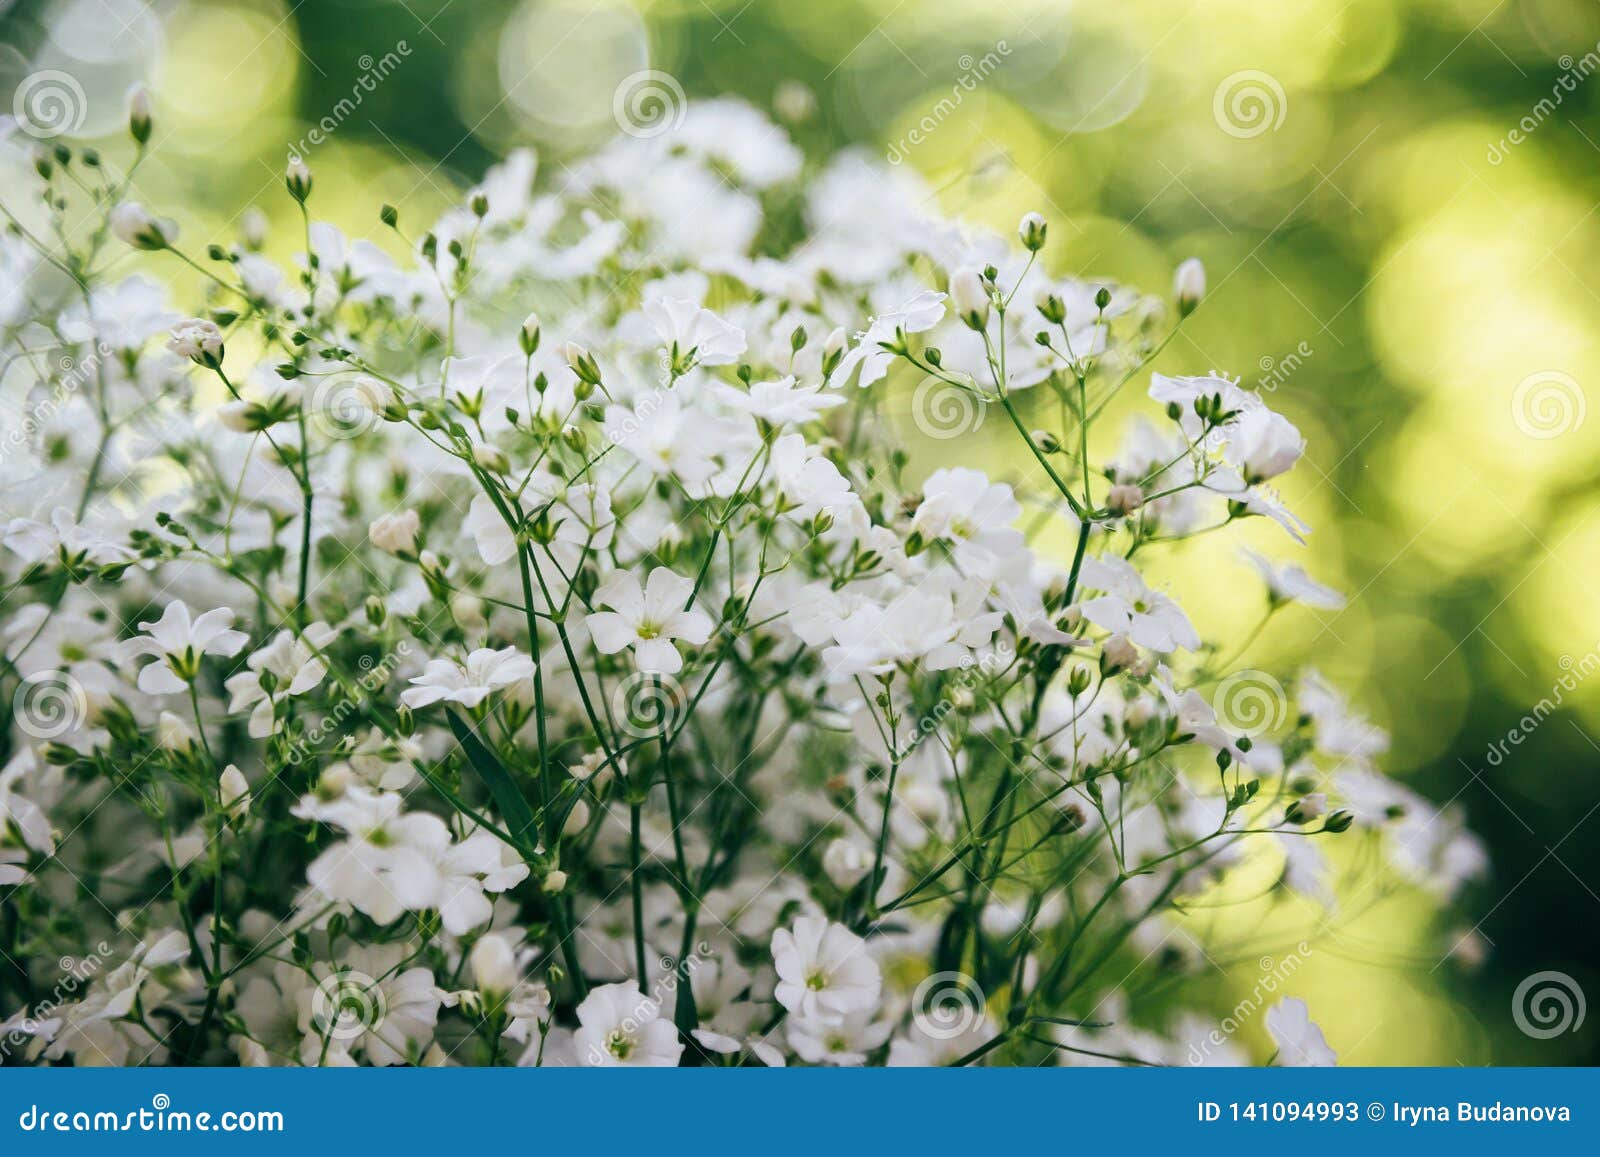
1105,484,1144,516
948,267,990,330
470,932,518,996
542,869,568,894
519,313,541,357
110,202,174,250
368,508,421,555
1285,793,1326,825
286,156,313,203
1018,211,1047,252
1174,257,1205,317
126,84,152,145
563,342,601,387
219,764,251,819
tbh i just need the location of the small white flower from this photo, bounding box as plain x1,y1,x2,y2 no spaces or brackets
585,567,714,675
1241,549,1344,610
573,982,683,1067
1077,556,1200,653
369,509,421,555
400,647,536,710
643,296,747,367
770,915,881,1025
1265,997,1337,1066
720,375,844,426
116,601,249,695
167,318,224,363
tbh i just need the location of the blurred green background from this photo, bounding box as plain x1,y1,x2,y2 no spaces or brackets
2,0,1597,1064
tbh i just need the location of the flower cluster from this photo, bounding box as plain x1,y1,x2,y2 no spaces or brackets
0,91,1484,1067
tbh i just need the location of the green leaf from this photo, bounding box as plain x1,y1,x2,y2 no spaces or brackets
447,711,538,846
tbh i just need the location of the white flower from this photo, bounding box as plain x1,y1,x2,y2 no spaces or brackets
224,623,336,738
787,1008,892,1066
770,433,855,518
295,788,451,925
1241,549,1344,610
585,567,714,675
912,467,1023,568
573,982,683,1067
116,601,249,695
369,509,421,555
400,647,536,710
1265,998,1337,1066
720,375,844,426
822,836,873,887
167,318,224,363
643,296,746,367
3,508,134,568
1219,406,1305,482
1077,557,1200,652
829,290,946,388
771,916,881,1025
303,947,440,1066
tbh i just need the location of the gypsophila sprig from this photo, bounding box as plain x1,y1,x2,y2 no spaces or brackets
0,90,1484,1069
